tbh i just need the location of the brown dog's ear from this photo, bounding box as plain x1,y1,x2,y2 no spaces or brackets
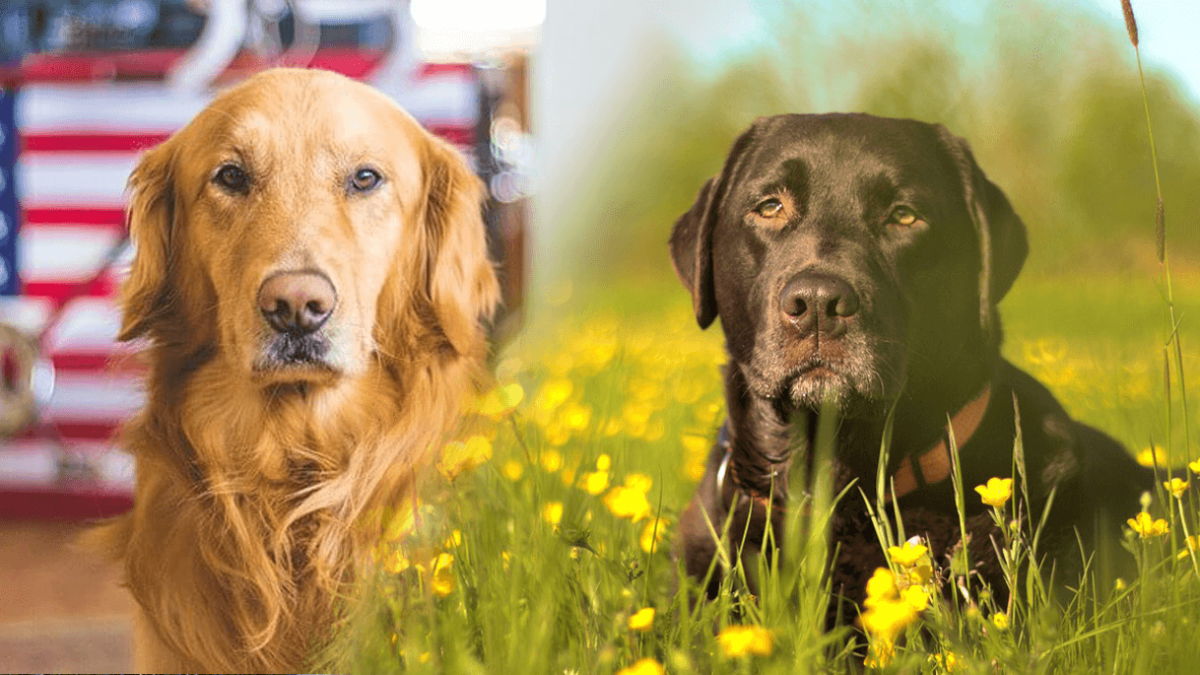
669,178,719,329
669,123,764,330
422,135,501,356
936,127,1028,331
118,141,176,342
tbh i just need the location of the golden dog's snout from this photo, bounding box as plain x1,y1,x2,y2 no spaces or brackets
258,271,338,335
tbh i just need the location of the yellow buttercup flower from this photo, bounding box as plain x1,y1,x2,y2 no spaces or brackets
615,658,664,675
534,378,573,414
437,435,493,479
864,567,899,609
1137,445,1168,469
1127,511,1169,538
907,562,934,586
887,539,928,567
975,477,1013,508
624,473,653,493
562,402,592,431
860,568,921,643
864,639,895,669
583,470,610,495
1189,458,1200,476
930,651,964,672
430,553,454,597
861,598,919,642
478,381,523,419
1165,477,1189,498
596,453,612,471
502,460,523,481
628,607,655,632
640,518,669,553
900,585,930,612
717,625,774,657
1178,535,1200,560
605,486,652,521
542,501,564,526
540,449,564,473
992,611,1010,631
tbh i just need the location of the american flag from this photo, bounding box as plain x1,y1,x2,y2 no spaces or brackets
0,56,483,517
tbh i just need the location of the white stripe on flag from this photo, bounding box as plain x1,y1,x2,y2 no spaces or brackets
18,227,124,283
43,297,127,352
17,154,137,207
0,440,133,490
0,297,53,335
17,84,211,134
44,370,144,422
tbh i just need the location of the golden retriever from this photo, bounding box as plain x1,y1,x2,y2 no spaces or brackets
93,68,499,672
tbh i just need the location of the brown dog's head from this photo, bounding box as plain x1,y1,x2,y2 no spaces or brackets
670,114,1027,417
120,68,499,388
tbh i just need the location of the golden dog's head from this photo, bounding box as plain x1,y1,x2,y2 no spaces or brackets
120,68,498,387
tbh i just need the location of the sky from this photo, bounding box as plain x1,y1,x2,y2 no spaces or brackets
1084,0,1200,105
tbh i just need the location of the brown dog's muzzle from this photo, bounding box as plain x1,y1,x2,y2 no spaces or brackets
258,271,338,336
779,272,860,339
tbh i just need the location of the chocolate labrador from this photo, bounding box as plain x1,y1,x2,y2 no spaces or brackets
670,113,1152,613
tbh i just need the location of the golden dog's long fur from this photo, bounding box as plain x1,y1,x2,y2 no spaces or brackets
93,69,499,672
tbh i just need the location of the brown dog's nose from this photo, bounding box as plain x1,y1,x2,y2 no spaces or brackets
258,271,337,335
780,273,859,335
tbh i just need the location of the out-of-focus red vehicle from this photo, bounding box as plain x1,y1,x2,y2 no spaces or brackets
0,0,529,518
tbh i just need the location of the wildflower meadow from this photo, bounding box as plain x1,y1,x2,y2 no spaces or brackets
323,3,1200,673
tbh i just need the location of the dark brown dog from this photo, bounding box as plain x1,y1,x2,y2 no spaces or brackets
670,113,1151,613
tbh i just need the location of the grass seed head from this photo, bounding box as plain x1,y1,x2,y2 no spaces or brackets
1121,0,1139,47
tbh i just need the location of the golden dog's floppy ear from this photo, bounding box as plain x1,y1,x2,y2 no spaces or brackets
936,127,1029,333
119,140,177,342
422,136,500,356
669,123,761,329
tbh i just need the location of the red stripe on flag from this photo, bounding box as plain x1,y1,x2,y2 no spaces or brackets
23,278,120,305
50,353,145,375
417,63,475,79
23,133,170,154
0,488,132,519
12,422,123,442
426,124,475,147
3,48,441,86
22,208,127,228
0,49,186,84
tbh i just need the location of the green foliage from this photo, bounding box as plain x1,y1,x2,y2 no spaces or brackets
552,1,1200,283
321,274,1200,674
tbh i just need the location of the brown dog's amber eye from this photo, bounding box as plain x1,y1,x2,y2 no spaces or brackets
349,168,382,194
888,206,921,228
214,165,249,194
754,199,784,218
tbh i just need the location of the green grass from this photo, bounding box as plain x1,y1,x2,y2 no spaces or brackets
323,272,1200,674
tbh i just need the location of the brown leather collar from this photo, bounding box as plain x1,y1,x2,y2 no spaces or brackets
715,384,993,510
887,385,992,501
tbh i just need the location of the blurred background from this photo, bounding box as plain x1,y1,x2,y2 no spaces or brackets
0,0,535,670
0,0,1197,671
535,0,1200,291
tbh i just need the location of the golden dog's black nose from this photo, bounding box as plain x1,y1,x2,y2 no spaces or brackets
780,273,859,336
258,271,338,335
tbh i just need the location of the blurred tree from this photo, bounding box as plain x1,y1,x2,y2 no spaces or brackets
552,1,1199,288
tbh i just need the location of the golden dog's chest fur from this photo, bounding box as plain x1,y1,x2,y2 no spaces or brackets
93,69,498,672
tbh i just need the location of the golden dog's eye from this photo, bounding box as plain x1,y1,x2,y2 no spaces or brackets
888,205,921,228
754,199,784,218
349,168,383,194
214,164,249,194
